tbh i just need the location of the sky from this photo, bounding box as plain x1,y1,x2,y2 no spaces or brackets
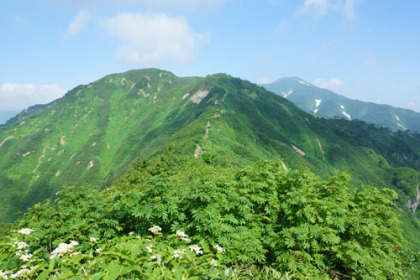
1,0,420,122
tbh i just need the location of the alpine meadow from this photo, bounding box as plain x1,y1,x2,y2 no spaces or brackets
0,69,420,279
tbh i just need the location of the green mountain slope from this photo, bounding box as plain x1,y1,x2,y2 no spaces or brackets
0,69,419,250
264,77,420,132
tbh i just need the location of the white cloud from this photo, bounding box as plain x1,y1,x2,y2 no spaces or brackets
0,83,66,111
321,38,338,51
300,0,329,19
313,78,344,92
363,54,377,67
406,102,419,112
273,21,287,34
257,77,273,84
362,54,393,68
101,12,210,66
143,0,226,9
342,0,356,19
52,0,226,11
67,10,90,35
299,0,357,20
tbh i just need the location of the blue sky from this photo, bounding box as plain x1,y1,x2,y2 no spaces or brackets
1,0,420,121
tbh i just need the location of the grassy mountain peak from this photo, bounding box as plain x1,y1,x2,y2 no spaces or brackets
0,69,419,253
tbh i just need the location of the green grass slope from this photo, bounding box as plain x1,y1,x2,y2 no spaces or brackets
0,69,419,251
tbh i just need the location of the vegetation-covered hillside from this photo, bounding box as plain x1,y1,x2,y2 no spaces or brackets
264,77,420,132
0,154,417,279
0,69,420,277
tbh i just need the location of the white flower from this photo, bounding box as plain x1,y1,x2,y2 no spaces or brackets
129,231,135,235
176,230,188,238
18,228,33,235
0,270,12,279
19,253,33,262
189,244,203,255
15,251,23,256
89,237,97,242
50,241,79,259
95,248,103,253
146,244,154,253
215,244,225,253
173,249,186,259
210,258,218,267
148,225,162,235
150,253,160,260
176,230,191,242
10,268,30,278
14,241,28,250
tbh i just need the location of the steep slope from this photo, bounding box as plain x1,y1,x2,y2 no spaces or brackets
0,69,419,250
264,77,420,132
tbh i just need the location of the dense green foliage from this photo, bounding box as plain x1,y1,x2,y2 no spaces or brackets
264,77,420,132
1,69,420,228
1,69,420,278
0,155,413,279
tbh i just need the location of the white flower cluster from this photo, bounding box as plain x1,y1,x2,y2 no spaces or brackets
18,228,33,235
146,244,154,253
148,225,162,235
173,248,186,259
49,240,79,259
0,270,12,279
13,241,28,250
150,253,161,260
189,244,203,255
175,230,191,242
89,237,97,243
210,259,218,267
6,267,31,279
19,253,33,262
215,244,225,253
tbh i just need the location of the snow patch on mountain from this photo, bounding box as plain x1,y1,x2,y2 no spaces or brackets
339,105,351,120
282,89,293,98
298,80,310,86
394,115,407,130
341,111,352,120
313,99,322,114
397,123,407,130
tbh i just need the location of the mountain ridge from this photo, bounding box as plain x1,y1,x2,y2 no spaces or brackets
264,77,420,132
0,68,419,250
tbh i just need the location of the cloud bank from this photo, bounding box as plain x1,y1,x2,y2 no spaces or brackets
313,78,344,92
300,0,357,20
0,83,66,111
67,10,90,35
101,12,210,66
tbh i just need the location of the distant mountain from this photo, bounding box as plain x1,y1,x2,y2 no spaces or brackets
264,77,420,132
4,99,59,126
0,69,419,250
0,111,19,125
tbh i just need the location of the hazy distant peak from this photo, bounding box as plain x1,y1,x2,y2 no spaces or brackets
272,77,313,86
